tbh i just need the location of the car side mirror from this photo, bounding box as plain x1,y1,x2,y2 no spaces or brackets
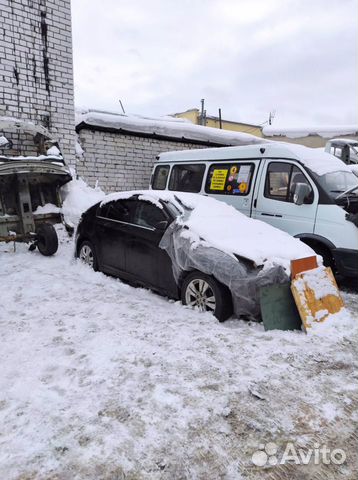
293,183,311,205
155,220,168,231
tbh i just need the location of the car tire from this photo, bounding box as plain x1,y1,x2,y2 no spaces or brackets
181,271,233,322
36,223,58,256
78,240,98,271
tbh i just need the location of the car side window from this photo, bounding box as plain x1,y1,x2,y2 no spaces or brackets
205,163,254,195
152,165,170,190
99,200,136,223
133,201,166,229
265,162,313,203
168,164,205,192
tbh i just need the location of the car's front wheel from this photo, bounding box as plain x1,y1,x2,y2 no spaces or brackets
78,240,98,271
181,271,232,322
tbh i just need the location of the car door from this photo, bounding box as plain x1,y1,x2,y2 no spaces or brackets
252,159,318,236
124,200,178,297
95,199,136,275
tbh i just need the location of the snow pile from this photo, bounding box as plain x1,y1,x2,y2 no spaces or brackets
75,141,84,158
279,143,352,176
60,175,105,226
263,125,358,139
76,108,265,146
33,203,61,215
0,135,9,147
46,145,61,156
101,190,314,272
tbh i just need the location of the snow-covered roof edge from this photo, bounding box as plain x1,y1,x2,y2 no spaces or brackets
0,116,52,138
75,108,265,147
263,125,358,139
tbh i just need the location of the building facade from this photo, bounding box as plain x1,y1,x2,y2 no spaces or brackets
173,108,263,138
0,0,75,162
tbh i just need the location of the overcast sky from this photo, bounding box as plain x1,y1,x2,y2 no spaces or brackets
71,0,357,127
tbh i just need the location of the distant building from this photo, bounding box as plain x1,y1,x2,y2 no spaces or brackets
262,125,358,148
173,108,263,138
173,108,358,149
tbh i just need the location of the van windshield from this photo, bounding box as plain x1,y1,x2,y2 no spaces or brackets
318,170,358,198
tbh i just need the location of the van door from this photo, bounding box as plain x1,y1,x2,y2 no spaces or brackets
204,160,261,217
252,159,318,236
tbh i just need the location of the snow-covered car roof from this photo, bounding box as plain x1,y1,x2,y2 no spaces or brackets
157,142,352,176
100,190,314,271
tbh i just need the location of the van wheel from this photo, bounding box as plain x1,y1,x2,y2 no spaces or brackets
181,271,233,322
36,223,58,256
313,245,335,270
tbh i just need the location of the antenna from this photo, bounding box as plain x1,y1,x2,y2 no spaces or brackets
119,99,126,114
269,110,276,125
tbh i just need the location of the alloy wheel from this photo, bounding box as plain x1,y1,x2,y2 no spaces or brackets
185,278,216,312
79,244,94,268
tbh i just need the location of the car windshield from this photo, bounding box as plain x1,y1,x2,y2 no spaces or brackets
318,170,358,198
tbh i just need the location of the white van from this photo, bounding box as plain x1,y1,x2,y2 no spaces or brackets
150,142,358,279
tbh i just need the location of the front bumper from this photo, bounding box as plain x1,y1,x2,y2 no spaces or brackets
332,248,358,278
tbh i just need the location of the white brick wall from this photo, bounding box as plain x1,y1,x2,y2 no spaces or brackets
0,0,75,163
77,129,220,192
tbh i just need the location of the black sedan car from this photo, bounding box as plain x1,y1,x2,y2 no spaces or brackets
75,192,233,321
75,190,313,321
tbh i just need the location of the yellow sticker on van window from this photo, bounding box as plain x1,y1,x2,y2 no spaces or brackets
210,169,228,190
239,182,248,193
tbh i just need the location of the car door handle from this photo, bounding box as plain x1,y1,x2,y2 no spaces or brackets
261,213,283,218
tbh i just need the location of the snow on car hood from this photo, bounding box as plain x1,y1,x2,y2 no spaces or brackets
101,190,315,271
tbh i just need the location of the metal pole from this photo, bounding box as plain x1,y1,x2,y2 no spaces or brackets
200,99,205,125
218,108,222,129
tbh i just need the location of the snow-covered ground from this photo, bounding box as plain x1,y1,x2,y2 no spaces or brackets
0,227,357,480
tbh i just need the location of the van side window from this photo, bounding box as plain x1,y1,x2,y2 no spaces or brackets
205,163,254,195
152,165,170,190
168,164,205,192
265,162,313,203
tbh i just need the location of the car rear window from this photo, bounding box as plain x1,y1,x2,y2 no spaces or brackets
205,163,254,195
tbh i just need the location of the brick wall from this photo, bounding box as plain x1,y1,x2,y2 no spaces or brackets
76,129,213,192
0,0,75,162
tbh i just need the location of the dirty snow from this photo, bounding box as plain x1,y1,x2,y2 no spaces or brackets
0,227,357,480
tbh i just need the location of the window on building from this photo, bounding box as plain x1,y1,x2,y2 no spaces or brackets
152,165,170,190
205,163,254,195
168,164,205,192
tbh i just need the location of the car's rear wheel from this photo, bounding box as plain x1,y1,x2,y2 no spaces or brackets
181,271,232,322
78,241,98,271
